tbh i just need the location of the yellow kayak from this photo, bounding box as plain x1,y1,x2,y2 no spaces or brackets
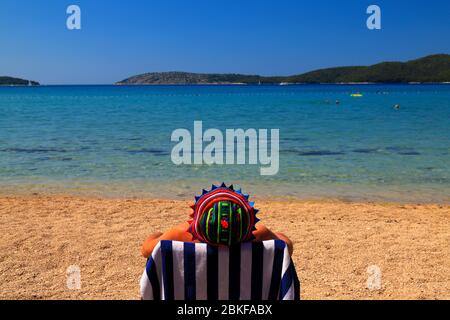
350,93,363,97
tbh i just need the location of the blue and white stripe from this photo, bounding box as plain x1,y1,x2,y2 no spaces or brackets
140,240,300,300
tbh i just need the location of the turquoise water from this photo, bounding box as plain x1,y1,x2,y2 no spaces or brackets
0,84,449,202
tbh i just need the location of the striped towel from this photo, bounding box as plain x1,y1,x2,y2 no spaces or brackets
140,240,300,300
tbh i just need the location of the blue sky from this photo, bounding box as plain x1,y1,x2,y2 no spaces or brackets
0,0,449,84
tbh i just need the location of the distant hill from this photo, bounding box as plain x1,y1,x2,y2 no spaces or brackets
116,71,277,85
0,76,39,86
116,54,450,85
287,54,450,83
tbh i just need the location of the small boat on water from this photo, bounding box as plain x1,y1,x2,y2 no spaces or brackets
350,93,363,97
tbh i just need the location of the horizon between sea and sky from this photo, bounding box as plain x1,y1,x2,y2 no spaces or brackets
0,0,450,84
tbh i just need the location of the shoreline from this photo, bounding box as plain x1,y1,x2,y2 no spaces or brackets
0,184,450,206
0,194,449,300
1,191,449,205
114,82,450,86
6,192,446,204
2,82,450,87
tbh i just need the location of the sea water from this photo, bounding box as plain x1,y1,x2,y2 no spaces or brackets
0,84,449,202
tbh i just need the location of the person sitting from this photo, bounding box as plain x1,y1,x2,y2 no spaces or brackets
141,183,293,258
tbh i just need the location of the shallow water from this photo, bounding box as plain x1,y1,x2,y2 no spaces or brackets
0,84,449,202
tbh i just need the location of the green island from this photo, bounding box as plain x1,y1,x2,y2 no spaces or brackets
0,76,39,86
116,54,450,85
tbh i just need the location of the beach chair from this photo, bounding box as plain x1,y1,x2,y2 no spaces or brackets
140,239,300,300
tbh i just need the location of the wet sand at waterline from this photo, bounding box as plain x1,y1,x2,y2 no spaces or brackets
0,195,449,300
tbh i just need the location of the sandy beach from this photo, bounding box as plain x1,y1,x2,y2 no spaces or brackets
0,195,448,300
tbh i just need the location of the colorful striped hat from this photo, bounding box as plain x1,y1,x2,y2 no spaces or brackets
188,183,259,246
